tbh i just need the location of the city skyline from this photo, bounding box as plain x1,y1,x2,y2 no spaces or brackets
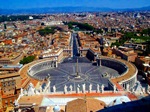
0,2,150,110
0,0,150,9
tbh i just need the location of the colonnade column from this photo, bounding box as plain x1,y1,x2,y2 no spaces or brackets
56,61,58,67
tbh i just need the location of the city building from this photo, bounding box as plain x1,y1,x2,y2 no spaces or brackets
112,46,138,62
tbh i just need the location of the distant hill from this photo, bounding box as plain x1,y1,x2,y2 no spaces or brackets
0,6,150,15
136,6,150,11
119,6,150,11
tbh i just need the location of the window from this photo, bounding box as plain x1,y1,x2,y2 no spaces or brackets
5,100,8,104
3,83,6,87
8,82,10,86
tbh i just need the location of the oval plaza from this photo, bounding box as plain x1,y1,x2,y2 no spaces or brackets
17,32,139,112
21,55,137,94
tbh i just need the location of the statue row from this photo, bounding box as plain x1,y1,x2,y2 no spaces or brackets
20,82,118,96
52,83,105,93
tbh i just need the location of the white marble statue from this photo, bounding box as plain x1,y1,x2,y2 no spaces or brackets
82,83,86,93
69,85,73,92
77,84,80,93
113,85,116,93
29,82,34,88
97,84,100,92
89,83,92,93
101,84,104,93
126,84,129,91
64,85,68,94
14,100,19,106
53,85,56,93
27,83,35,96
20,88,24,96
45,80,51,93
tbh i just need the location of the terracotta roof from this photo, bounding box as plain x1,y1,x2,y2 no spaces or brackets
18,95,43,106
66,98,106,112
2,93,16,99
5,107,14,112
0,72,19,79
16,78,22,89
111,60,137,84
4,39,12,45
19,58,57,88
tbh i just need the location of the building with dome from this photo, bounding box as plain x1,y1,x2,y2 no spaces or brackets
53,105,60,112
15,32,142,112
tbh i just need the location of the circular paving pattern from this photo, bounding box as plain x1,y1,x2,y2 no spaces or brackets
68,73,89,82
32,57,123,92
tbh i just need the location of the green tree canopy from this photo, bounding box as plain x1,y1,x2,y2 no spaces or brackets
0,15,44,22
38,26,63,36
20,56,35,65
111,29,150,47
67,22,94,31
66,21,103,34
141,28,150,35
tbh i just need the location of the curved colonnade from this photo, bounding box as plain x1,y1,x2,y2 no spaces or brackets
28,60,57,80
20,57,137,91
19,58,57,88
100,57,137,91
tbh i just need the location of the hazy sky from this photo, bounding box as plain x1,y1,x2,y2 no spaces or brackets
0,0,150,9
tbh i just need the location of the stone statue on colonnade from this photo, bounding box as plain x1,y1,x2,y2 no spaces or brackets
97,84,100,92
101,84,104,93
64,85,68,94
89,83,92,93
69,85,73,92
77,84,80,93
82,83,86,93
53,85,56,93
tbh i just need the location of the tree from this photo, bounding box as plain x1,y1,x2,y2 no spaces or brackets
4,24,7,29
67,22,95,31
41,22,45,26
141,28,150,35
38,26,61,36
20,56,35,65
145,41,150,55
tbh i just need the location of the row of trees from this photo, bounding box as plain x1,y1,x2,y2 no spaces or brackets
20,56,35,65
38,27,55,36
145,41,150,55
38,26,64,36
141,28,150,35
67,22,95,31
65,21,103,33
0,15,44,22
112,29,150,47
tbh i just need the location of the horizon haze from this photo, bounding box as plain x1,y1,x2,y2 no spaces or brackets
0,0,150,9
